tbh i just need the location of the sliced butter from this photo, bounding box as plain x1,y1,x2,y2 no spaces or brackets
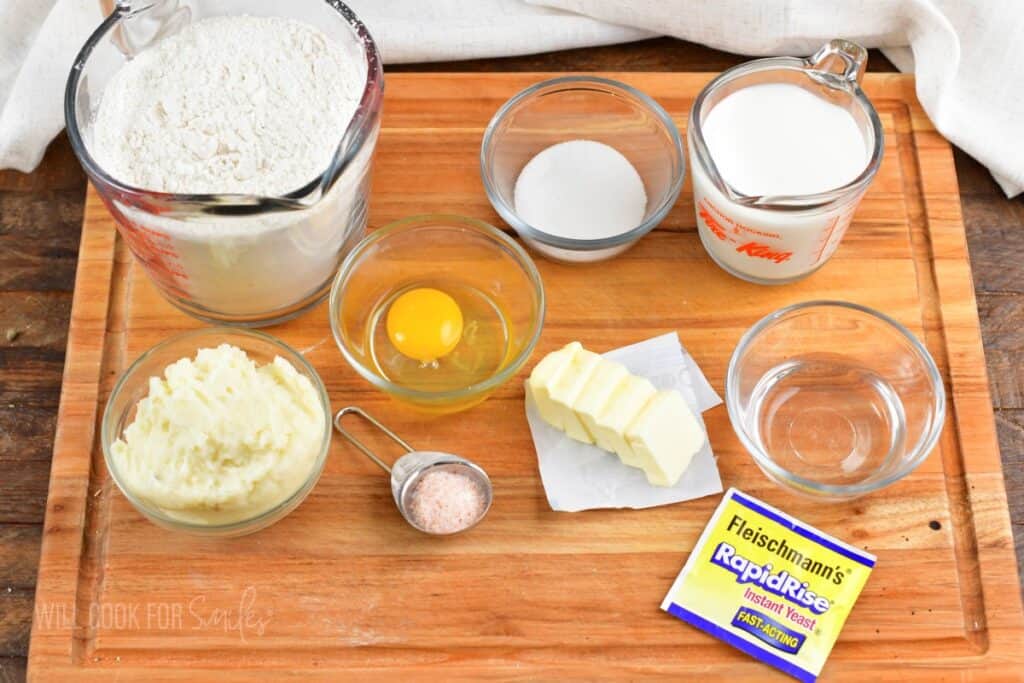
594,374,656,466
546,346,603,444
575,360,630,453
526,341,705,487
626,390,706,487
525,341,580,431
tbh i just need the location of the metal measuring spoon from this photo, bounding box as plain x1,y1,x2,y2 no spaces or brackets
333,407,493,535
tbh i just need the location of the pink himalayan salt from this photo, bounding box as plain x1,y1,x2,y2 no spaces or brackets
407,469,485,534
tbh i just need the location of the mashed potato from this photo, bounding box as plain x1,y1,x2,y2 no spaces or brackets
110,344,325,525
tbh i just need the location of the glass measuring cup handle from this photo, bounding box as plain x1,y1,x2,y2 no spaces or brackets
333,406,414,474
807,39,869,85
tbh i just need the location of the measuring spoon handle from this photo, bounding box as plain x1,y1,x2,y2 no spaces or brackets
333,406,415,474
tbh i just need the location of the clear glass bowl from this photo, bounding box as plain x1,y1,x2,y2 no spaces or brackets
480,76,685,263
329,215,545,413
66,1,383,326
726,301,945,500
101,328,332,536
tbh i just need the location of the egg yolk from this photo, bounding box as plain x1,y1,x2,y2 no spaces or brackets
386,288,464,363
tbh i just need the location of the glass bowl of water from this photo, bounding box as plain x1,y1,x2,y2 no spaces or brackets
726,301,945,500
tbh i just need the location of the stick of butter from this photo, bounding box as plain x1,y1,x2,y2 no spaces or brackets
526,342,706,487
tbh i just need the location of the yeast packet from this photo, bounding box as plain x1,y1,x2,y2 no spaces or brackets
661,488,875,682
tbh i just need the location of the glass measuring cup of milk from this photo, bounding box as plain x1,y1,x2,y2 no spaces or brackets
689,40,884,284
66,1,383,326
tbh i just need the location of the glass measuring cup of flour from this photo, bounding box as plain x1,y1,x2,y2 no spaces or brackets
689,40,884,284
726,301,945,500
334,407,493,535
66,0,383,326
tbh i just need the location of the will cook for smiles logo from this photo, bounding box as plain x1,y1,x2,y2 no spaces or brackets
34,586,273,643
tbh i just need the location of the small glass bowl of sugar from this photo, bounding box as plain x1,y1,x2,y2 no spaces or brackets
481,76,685,263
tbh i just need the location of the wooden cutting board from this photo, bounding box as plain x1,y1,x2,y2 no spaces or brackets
28,73,1024,680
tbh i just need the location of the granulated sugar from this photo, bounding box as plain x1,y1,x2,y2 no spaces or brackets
513,139,647,240
407,469,486,535
93,15,363,195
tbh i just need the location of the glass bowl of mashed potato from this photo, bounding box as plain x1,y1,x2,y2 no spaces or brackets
101,328,332,536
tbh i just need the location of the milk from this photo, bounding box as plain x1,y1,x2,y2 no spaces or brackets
703,84,867,198
691,81,876,284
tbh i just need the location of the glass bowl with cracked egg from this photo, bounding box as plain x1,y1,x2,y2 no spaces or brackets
329,214,546,413
101,328,332,536
481,76,686,263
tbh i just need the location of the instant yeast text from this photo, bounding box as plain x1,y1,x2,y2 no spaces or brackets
661,488,875,682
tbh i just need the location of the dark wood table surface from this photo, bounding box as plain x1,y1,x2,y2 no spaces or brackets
1,39,1021,682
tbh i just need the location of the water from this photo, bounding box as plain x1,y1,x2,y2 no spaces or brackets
367,279,511,393
744,356,907,485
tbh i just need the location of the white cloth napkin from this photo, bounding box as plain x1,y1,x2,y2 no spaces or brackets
524,333,724,512
2,0,1022,196
0,0,101,172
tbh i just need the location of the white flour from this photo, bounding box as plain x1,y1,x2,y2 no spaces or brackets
94,15,362,195
87,14,376,322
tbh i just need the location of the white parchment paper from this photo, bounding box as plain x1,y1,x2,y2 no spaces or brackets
525,333,723,512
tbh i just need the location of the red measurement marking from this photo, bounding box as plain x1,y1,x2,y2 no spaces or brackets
101,196,190,298
699,204,728,241
813,215,841,265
